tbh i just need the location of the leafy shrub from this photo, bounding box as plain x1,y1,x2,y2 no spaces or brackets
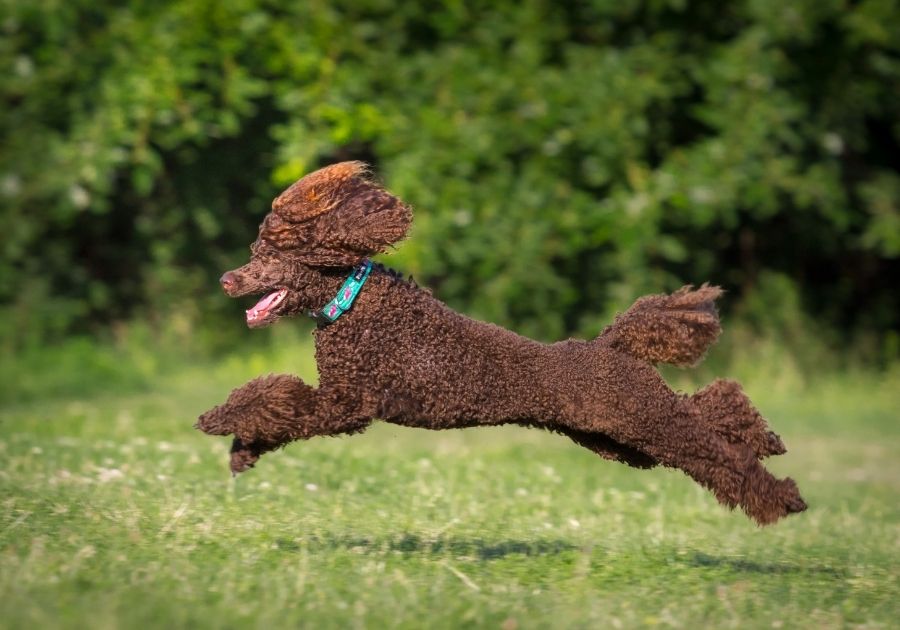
2,1,897,353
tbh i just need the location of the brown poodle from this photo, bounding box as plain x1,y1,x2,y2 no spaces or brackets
196,161,806,526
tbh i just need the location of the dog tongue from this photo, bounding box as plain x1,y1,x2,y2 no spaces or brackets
252,291,282,312
246,289,286,323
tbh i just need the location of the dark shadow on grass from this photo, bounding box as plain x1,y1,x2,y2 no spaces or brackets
687,552,846,578
274,533,577,560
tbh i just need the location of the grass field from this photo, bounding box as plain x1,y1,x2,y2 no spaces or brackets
1,338,898,629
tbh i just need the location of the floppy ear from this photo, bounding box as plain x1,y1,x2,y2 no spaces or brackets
271,161,370,222
264,162,413,266
308,178,413,264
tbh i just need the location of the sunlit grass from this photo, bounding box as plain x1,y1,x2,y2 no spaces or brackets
1,337,898,628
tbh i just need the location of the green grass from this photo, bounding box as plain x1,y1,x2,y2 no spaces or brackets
1,339,898,629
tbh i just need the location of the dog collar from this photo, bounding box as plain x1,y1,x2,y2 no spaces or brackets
308,260,373,324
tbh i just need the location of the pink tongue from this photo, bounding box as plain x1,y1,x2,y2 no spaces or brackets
251,290,282,312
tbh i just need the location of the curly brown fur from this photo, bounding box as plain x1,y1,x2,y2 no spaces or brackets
198,162,806,526
603,284,723,367
691,379,787,459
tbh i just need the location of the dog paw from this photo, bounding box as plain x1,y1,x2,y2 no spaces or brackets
781,477,808,514
746,477,807,526
229,438,261,475
760,431,787,458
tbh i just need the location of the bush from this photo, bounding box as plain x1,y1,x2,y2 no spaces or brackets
2,1,898,352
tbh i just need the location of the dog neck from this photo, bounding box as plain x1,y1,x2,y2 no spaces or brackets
307,260,373,324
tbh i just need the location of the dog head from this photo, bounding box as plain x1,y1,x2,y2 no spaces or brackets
219,161,412,327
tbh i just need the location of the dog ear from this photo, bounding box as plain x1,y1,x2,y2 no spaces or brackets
264,162,413,266
271,161,370,222
308,176,413,264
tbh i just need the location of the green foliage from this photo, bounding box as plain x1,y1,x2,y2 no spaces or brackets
1,0,898,348
0,314,315,406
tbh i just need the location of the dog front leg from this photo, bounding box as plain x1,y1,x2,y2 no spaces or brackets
196,374,372,474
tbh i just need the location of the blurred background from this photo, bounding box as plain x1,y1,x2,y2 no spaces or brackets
2,0,899,403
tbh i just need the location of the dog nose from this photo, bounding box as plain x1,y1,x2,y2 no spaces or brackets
220,272,236,290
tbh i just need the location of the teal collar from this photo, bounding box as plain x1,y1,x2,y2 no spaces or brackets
309,260,373,324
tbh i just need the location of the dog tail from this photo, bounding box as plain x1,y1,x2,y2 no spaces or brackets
601,284,723,367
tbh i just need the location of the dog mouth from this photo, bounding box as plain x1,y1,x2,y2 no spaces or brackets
246,288,288,326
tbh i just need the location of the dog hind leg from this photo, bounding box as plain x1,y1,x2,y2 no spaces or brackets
625,407,806,525
555,425,658,469
590,373,806,526
692,379,786,459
